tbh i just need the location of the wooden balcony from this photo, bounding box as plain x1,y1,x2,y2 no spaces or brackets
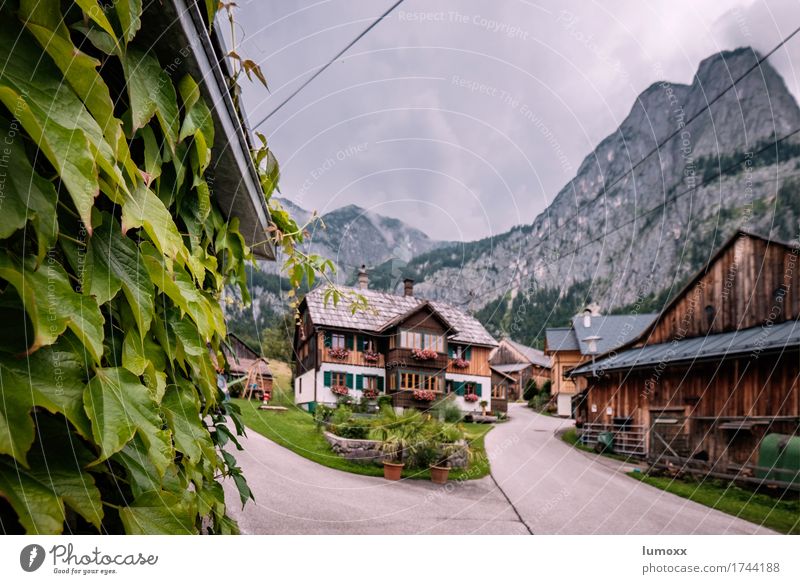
386,348,448,371
388,389,446,410
320,347,384,368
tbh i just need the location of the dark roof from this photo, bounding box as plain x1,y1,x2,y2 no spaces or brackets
545,328,580,352
570,313,658,356
491,363,530,373
504,338,552,368
569,319,800,376
140,1,274,259
303,286,497,347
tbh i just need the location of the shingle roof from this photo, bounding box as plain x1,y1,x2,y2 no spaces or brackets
504,338,552,368
303,286,498,347
545,328,580,352
570,313,658,356
491,363,530,373
569,319,800,376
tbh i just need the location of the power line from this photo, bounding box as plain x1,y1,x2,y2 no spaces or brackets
251,0,406,128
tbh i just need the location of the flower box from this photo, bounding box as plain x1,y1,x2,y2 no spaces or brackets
464,393,479,402
452,358,470,369
331,384,350,397
328,347,350,360
413,389,437,402
363,350,380,363
411,348,439,361
362,388,379,399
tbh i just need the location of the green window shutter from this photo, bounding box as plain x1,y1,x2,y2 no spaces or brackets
356,374,363,390
377,377,384,391
448,345,455,358
475,383,482,397
323,371,331,386
346,334,354,350
346,373,354,388
466,346,472,360
455,381,465,396
323,332,332,348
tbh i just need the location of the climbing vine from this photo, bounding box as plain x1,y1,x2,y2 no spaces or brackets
0,0,286,534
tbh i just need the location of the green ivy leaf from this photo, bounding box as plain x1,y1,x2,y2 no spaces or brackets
0,253,104,363
119,490,197,534
122,48,179,151
0,416,103,534
115,0,143,42
0,116,58,263
86,213,154,333
162,382,215,464
121,184,186,263
0,334,93,465
83,367,165,463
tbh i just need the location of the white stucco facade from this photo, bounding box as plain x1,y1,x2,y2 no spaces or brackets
444,372,492,413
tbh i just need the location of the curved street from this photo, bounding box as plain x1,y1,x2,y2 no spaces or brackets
223,404,773,534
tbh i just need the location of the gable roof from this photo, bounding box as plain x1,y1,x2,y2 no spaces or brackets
302,286,498,347
491,362,530,373
570,313,658,356
378,300,454,333
503,338,552,368
570,318,800,376
545,328,580,352
491,366,517,381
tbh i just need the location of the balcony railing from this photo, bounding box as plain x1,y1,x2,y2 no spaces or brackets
386,348,449,370
321,347,384,368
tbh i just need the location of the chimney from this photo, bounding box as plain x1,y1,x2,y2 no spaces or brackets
357,264,369,290
403,278,414,297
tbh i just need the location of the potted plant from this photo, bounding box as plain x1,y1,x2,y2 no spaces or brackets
452,357,470,369
480,400,488,416
371,405,426,480
428,423,465,485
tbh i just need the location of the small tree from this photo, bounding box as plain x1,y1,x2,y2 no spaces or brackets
523,378,539,401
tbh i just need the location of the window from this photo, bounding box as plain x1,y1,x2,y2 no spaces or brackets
492,384,506,399
331,333,346,349
362,337,375,352
331,371,347,386
454,345,463,359
465,382,477,396
364,376,378,390
399,329,443,352
445,379,453,394
399,371,441,392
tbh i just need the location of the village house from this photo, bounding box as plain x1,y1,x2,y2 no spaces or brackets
293,269,500,413
545,306,657,416
489,338,552,401
569,231,800,483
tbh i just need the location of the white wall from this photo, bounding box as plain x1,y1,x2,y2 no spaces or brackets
315,363,386,406
444,372,492,413
557,394,572,417
294,369,316,407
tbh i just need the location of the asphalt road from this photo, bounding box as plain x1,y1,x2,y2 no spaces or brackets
222,426,528,534
486,403,774,534
223,404,772,534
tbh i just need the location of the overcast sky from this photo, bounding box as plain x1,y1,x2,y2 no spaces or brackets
224,0,800,242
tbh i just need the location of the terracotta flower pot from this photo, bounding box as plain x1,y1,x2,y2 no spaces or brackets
430,465,450,485
383,461,404,481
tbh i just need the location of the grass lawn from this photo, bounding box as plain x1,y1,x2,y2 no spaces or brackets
628,472,800,535
232,362,493,481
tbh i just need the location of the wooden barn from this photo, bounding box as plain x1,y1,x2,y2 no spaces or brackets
223,334,273,399
489,338,552,401
569,231,800,484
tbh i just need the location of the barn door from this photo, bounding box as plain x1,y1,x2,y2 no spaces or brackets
648,408,690,461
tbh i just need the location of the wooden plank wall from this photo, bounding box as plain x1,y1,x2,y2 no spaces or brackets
648,236,800,344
